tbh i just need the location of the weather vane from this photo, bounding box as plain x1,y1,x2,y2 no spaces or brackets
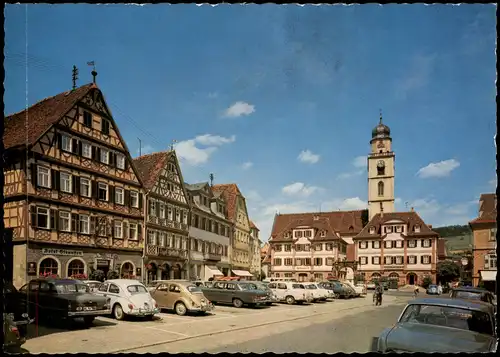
170,139,178,151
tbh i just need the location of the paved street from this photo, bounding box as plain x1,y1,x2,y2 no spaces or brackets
22,293,409,354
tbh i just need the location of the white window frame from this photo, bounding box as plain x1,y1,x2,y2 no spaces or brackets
176,209,181,222
97,182,109,201
373,256,380,265
485,254,497,270
422,255,431,264
82,142,92,159
37,207,50,229
414,225,421,233
37,166,51,188
147,230,156,245
408,240,416,248
384,240,392,249
182,211,188,224
167,207,173,220
395,240,403,248
61,135,72,152
129,223,138,240
114,221,123,238
79,214,90,234
360,241,368,249
59,211,71,232
80,178,91,197
100,148,109,164
409,256,416,264
158,232,166,247
60,172,72,193
396,256,403,264
149,200,156,216
115,187,124,205
490,228,497,241
116,154,126,170
422,239,431,248
159,203,165,219
130,191,139,208
373,241,380,249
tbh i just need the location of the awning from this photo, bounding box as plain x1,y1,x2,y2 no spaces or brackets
480,270,497,282
232,270,254,277
207,266,223,276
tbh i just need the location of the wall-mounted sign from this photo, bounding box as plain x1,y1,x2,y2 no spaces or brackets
295,266,311,271
389,265,405,270
96,259,110,267
27,262,37,276
42,248,83,256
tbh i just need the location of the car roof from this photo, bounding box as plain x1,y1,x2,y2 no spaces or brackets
33,278,82,284
409,297,493,312
106,279,145,287
453,287,489,293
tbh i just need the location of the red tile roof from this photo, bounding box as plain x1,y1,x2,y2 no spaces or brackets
212,184,244,222
469,193,497,225
269,210,365,243
250,221,259,230
132,151,172,191
355,211,438,239
4,83,95,149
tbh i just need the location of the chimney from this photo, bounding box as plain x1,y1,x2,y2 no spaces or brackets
411,207,415,212
380,202,384,218
313,215,319,221
428,224,433,229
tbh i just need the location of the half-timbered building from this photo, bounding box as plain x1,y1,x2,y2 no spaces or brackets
185,182,232,279
3,82,144,288
212,183,254,279
133,150,190,282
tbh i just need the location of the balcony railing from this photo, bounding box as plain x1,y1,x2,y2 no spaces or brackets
146,244,188,259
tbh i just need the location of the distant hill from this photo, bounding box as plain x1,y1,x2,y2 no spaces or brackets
433,225,471,238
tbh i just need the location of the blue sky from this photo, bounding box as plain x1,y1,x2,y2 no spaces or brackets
5,4,497,240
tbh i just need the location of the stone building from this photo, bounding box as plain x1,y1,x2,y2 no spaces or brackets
249,221,262,278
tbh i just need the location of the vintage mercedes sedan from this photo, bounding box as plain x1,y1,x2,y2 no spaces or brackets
94,279,160,320
376,297,496,353
19,278,111,326
201,281,271,308
149,280,214,316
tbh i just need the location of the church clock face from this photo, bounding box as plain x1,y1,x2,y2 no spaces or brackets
377,160,385,168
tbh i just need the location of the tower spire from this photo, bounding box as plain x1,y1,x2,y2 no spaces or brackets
379,109,383,124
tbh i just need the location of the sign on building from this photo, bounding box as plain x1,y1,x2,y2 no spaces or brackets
41,248,84,256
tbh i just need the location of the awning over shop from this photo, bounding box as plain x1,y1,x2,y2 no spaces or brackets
207,266,223,276
480,270,497,282
232,270,254,277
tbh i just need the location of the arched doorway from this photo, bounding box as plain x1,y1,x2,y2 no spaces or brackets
371,272,381,281
342,267,355,282
173,264,182,279
147,262,158,283
121,262,134,278
298,273,308,282
39,257,59,277
388,272,399,280
161,264,171,280
407,272,417,285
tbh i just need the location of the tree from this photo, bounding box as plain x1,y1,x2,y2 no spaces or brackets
422,276,433,289
260,270,267,280
89,269,106,282
437,260,461,285
107,270,119,280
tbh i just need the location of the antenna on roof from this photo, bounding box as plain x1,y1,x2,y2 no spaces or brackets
405,201,409,211
87,61,97,84
209,173,214,187
170,139,178,152
72,65,79,90
138,138,142,157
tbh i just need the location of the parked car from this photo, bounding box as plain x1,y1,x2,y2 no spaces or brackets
344,281,364,297
354,282,368,296
3,282,34,351
253,281,278,305
149,280,213,316
94,279,159,320
303,282,328,302
321,281,353,299
82,280,103,293
18,278,111,326
201,281,270,308
450,287,495,305
268,282,313,305
366,281,376,290
312,283,335,300
192,281,214,289
426,284,440,295
376,297,496,353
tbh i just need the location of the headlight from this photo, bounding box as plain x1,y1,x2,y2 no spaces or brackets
76,306,83,311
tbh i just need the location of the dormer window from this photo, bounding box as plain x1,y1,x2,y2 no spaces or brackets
414,225,421,233
395,226,402,233
295,231,303,238
320,230,326,237
348,225,354,232
369,226,376,234
305,230,312,238
284,232,290,238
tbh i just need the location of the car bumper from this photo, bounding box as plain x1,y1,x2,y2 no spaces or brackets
253,299,273,304
190,304,214,312
68,309,112,317
128,308,160,316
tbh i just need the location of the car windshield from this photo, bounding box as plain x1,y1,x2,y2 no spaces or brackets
186,285,203,293
305,285,317,289
55,283,89,293
127,285,148,294
253,283,267,290
399,304,493,336
239,283,258,290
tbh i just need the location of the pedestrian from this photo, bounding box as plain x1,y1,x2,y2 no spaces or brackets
437,283,443,295
414,285,419,298
374,282,383,306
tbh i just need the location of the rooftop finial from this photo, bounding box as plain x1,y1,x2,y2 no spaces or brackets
170,139,178,151
72,65,79,90
87,61,97,84
379,109,383,124
209,173,214,187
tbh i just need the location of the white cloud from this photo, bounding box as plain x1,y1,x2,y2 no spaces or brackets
416,159,460,178
337,155,366,179
405,197,476,227
282,182,320,197
245,190,262,202
175,134,235,166
241,162,254,170
322,197,367,211
297,150,320,164
352,156,367,168
223,101,255,118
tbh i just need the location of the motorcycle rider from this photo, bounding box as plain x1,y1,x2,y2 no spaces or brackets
374,282,384,306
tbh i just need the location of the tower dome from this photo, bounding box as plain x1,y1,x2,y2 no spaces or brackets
371,112,391,139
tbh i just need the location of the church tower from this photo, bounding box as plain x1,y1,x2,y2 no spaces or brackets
368,112,395,220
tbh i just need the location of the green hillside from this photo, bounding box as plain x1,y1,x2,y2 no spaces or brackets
433,225,471,238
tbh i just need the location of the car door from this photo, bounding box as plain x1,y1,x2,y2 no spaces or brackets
38,280,55,316
268,283,281,300
223,283,236,303
27,280,41,316
153,283,170,309
212,282,226,302
95,282,112,305
107,283,122,307
168,284,182,307
277,283,288,299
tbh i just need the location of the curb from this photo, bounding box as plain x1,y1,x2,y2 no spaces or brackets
109,298,400,354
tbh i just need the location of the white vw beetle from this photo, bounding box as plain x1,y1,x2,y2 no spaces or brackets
304,282,330,301
94,279,160,320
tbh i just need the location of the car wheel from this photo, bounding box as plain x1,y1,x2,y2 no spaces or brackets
83,316,95,326
285,296,296,305
334,293,340,299
232,298,244,308
175,302,187,316
113,304,125,321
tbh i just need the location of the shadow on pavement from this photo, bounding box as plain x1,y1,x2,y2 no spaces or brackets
26,317,116,340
